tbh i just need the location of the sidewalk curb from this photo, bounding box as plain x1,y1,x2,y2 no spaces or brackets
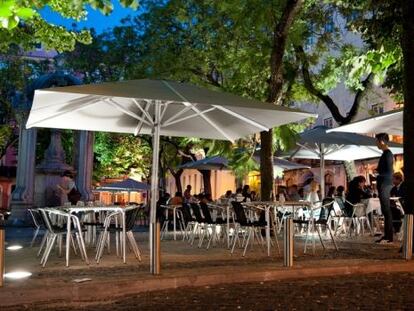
2,261,414,307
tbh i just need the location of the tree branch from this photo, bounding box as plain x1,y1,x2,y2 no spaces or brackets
295,45,373,125
268,0,303,103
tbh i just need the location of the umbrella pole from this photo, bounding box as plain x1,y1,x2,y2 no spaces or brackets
320,143,325,199
150,103,161,275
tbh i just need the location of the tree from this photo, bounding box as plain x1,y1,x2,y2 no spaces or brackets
0,0,138,52
401,0,414,212
125,0,317,200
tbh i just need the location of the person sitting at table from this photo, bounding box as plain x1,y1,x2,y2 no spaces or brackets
242,185,252,202
344,176,371,217
327,186,336,199
305,180,320,205
184,185,192,203
156,192,170,222
250,191,258,201
390,172,405,232
220,190,233,203
234,187,244,202
288,185,301,201
335,185,345,199
169,191,183,205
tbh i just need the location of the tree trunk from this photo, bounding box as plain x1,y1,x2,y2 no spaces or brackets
260,130,274,201
172,168,183,193
402,0,414,213
260,0,303,201
199,169,212,195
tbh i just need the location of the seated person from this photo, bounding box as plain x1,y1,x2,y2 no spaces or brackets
390,172,405,232
305,181,320,205
169,191,183,205
344,176,371,217
156,192,170,222
234,187,244,202
327,186,336,199
335,185,345,200
288,185,301,201
250,191,258,201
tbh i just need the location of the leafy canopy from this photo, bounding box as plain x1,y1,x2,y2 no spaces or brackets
0,0,139,52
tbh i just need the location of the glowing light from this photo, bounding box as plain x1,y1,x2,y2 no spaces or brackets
6,245,23,251
4,271,32,279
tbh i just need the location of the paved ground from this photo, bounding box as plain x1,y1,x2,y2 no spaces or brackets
2,226,410,310
6,272,414,310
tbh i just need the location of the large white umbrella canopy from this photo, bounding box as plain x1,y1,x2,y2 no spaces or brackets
327,109,403,136
289,126,403,196
26,79,314,274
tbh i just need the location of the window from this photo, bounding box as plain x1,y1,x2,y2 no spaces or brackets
325,18,334,33
371,104,384,115
323,117,334,128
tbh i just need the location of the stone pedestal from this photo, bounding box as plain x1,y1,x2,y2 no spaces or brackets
74,131,94,201
10,125,37,224
36,130,73,208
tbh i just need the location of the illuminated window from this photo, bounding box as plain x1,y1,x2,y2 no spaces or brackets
324,117,334,128
371,104,384,115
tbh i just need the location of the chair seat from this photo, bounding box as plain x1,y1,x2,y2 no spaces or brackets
83,222,104,227
293,219,309,224
241,221,267,227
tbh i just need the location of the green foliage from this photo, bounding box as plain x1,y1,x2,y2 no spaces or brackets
0,0,139,52
330,0,404,98
93,132,151,180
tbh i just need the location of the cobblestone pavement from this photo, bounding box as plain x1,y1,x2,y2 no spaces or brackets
7,272,414,311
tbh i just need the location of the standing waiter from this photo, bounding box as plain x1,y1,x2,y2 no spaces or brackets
375,133,394,244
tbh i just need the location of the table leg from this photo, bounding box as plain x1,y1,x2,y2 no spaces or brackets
66,215,71,267
173,207,176,241
123,212,126,264
266,207,270,257
227,205,230,249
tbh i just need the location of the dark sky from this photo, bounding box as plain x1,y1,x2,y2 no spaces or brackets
40,1,140,33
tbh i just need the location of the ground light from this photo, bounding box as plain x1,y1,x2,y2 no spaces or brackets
4,271,32,279
6,245,23,251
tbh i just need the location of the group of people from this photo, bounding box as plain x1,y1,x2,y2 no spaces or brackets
159,185,214,207
220,185,258,203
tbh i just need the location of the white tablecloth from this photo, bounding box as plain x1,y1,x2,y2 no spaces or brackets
366,198,381,215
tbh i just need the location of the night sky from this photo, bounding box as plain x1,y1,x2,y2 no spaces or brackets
40,1,140,33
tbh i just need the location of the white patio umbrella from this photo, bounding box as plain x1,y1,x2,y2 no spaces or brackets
288,126,403,196
26,79,314,274
327,109,403,136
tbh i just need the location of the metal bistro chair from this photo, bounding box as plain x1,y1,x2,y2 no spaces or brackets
344,200,373,237
231,201,266,257
96,207,142,263
38,208,88,267
28,208,46,248
294,199,338,254
189,203,206,246
178,203,197,241
199,202,226,249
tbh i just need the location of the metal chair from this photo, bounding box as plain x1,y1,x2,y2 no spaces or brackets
231,201,266,257
96,207,142,263
38,208,88,267
28,208,45,248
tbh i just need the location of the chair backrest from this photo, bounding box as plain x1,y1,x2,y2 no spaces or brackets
353,203,366,218
125,207,140,231
28,208,43,228
318,199,334,222
181,203,193,224
200,202,213,224
231,201,249,226
190,203,205,223
38,209,56,233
